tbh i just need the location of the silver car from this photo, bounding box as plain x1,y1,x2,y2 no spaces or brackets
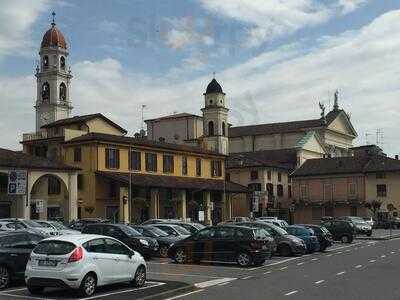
35,220,80,235
0,219,57,236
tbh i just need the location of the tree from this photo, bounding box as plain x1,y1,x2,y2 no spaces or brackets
365,200,381,218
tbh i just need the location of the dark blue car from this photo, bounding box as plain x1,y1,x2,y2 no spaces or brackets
286,225,320,253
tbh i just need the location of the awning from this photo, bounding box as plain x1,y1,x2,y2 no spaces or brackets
96,171,248,193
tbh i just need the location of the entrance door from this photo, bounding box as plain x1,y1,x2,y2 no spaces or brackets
0,203,11,218
30,203,39,220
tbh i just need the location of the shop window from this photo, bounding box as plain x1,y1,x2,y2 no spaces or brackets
77,174,84,190
182,156,188,175
0,174,7,194
211,160,222,177
250,170,258,180
105,148,119,169
129,151,141,171
163,155,174,173
48,177,61,195
196,158,202,176
145,153,157,172
277,184,284,197
109,184,116,198
74,147,81,162
377,184,387,197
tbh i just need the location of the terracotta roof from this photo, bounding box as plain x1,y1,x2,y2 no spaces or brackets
145,113,202,123
0,148,79,171
291,155,400,177
227,149,298,170
96,171,248,193
41,25,67,49
41,113,127,134
205,78,224,94
65,132,225,157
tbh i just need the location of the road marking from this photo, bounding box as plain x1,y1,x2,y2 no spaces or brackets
0,293,54,300
336,271,346,276
369,259,376,263
391,251,395,254
164,289,205,300
242,276,252,280
355,265,362,269
218,282,231,286
284,290,298,296
195,278,236,288
280,266,288,270
355,247,358,250
336,251,343,254
381,255,386,258
149,272,222,279
345,249,351,252
297,262,305,265
303,254,310,257
315,280,325,284
326,254,333,257
0,288,27,293
264,271,272,274
311,258,318,261
249,257,302,270
327,242,362,252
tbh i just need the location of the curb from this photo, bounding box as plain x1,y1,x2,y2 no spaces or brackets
355,234,400,241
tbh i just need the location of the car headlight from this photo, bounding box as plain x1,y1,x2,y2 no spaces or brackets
139,239,149,246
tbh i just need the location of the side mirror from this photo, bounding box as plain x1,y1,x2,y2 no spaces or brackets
128,250,135,258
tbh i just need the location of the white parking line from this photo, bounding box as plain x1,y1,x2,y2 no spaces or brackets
264,271,272,274
311,258,318,261
381,255,386,258
248,257,301,270
284,290,298,296
326,254,333,257
345,249,351,252
149,272,222,279
0,293,55,300
242,276,252,280
164,289,204,300
279,266,288,270
336,251,343,254
195,278,236,288
355,265,362,269
297,262,305,265
391,251,395,254
369,259,376,263
315,280,325,285
0,288,27,293
336,271,346,276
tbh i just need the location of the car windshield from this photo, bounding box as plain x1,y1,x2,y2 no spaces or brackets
320,226,330,234
193,223,206,230
118,225,141,236
37,221,52,228
33,240,76,255
50,222,68,230
23,220,43,228
148,226,169,237
268,224,288,235
173,225,190,235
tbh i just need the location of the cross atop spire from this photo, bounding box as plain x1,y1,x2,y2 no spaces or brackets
51,11,56,26
212,71,216,79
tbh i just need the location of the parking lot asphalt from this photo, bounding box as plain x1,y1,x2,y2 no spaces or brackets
0,240,382,300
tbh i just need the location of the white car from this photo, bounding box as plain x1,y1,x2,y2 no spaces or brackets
25,234,147,297
35,220,80,235
0,221,25,231
0,219,57,236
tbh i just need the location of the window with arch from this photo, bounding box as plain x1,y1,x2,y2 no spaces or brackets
59,83,66,101
42,82,50,101
60,56,66,70
43,56,49,69
222,121,226,136
208,121,214,136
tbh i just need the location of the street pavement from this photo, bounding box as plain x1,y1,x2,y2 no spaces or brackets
1,239,399,299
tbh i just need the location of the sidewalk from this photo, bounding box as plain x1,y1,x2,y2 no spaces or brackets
355,229,400,240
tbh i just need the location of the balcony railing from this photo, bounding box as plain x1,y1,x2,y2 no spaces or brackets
23,131,49,141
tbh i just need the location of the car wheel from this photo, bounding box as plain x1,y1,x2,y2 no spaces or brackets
159,246,169,258
254,259,265,266
341,235,349,243
278,244,292,257
174,248,187,264
132,265,146,287
80,273,97,297
236,252,252,267
27,285,44,295
367,232,372,237
0,266,10,290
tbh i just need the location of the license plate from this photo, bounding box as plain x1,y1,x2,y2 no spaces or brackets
38,260,57,267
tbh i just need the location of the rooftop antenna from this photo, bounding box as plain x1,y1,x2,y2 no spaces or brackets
51,11,56,26
141,104,146,131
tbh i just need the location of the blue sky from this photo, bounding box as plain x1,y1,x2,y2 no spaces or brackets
1,0,400,156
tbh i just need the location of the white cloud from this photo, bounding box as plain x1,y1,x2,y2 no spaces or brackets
98,20,120,34
0,0,50,58
163,17,214,49
200,0,367,47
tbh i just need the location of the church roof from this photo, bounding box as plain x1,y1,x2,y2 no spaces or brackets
41,113,127,134
41,25,67,49
205,78,224,94
145,113,202,123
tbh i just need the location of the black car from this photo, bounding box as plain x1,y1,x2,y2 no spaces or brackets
69,218,108,232
337,216,372,236
0,231,45,289
321,220,354,243
82,223,159,258
168,225,272,267
299,224,333,251
236,222,306,256
156,222,206,235
130,225,182,257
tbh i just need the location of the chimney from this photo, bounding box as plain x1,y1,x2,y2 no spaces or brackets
396,155,399,160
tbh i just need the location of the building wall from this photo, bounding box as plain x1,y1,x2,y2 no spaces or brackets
365,172,400,214
86,119,125,136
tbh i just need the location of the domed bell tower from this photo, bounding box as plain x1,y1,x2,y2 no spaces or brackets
201,77,229,155
35,12,72,132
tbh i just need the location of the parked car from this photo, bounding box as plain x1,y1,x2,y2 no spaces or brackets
163,222,206,235
130,225,182,257
68,218,108,232
237,222,306,256
298,224,333,251
25,234,147,297
363,217,375,228
218,217,251,225
151,224,191,238
35,220,80,235
0,219,57,236
168,225,272,267
284,225,320,253
258,218,289,228
0,221,25,231
141,219,181,225
82,223,158,258
337,216,372,236
321,220,354,243
0,230,45,289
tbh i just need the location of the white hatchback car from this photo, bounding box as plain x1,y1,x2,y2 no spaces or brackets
25,234,147,297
